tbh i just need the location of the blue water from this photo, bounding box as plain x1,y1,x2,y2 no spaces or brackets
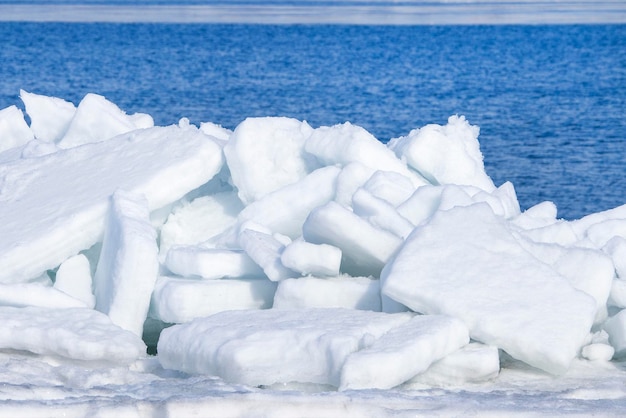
0,23,624,219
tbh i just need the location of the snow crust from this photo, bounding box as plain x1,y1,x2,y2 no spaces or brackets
0,91,625,414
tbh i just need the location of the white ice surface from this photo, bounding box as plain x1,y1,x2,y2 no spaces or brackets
272,276,381,311
0,282,88,309
238,228,297,281
382,203,596,375
604,310,626,358
150,276,277,323
0,124,223,283
158,308,414,387
93,190,159,337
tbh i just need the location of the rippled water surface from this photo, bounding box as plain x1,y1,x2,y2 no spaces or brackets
1,23,624,218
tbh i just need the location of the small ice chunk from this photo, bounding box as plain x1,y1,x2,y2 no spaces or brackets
20,89,76,142
57,93,152,148
165,246,263,279
339,315,470,390
224,117,317,204
150,276,277,324
159,191,244,260
199,121,232,143
303,201,403,277
0,306,145,363
581,343,615,362
0,282,88,309
511,201,559,230
239,228,297,281
352,188,415,239
0,105,34,153
604,310,626,358
410,343,500,385
280,240,342,277
389,115,495,191
382,203,596,375
93,190,159,337
237,166,340,239
53,254,95,308
157,308,414,387
0,124,223,284
273,276,381,311
305,122,428,188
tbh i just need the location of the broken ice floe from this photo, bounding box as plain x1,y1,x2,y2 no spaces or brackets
0,91,625,390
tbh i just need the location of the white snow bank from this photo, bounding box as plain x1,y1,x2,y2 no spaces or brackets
0,306,145,363
158,308,414,387
382,203,596,375
0,124,223,283
93,190,159,337
339,315,470,390
150,276,277,323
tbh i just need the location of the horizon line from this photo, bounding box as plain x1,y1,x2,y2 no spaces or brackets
1,4,626,25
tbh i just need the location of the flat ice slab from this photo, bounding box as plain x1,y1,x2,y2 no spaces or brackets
158,308,414,387
382,203,597,375
0,125,223,283
149,276,277,323
0,306,145,363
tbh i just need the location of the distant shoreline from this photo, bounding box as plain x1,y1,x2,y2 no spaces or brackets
1,4,626,24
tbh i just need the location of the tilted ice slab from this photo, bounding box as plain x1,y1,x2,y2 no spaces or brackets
158,308,414,387
0,306,145,363
339,315,469,390
0,124,223,283
93,190,159,337
382,203,596,375
20,89,76,143
0,105,33,153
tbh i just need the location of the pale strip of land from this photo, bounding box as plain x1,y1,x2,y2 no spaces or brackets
0,3,625,24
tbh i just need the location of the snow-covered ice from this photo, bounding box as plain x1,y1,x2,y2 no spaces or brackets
0,91,625,416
